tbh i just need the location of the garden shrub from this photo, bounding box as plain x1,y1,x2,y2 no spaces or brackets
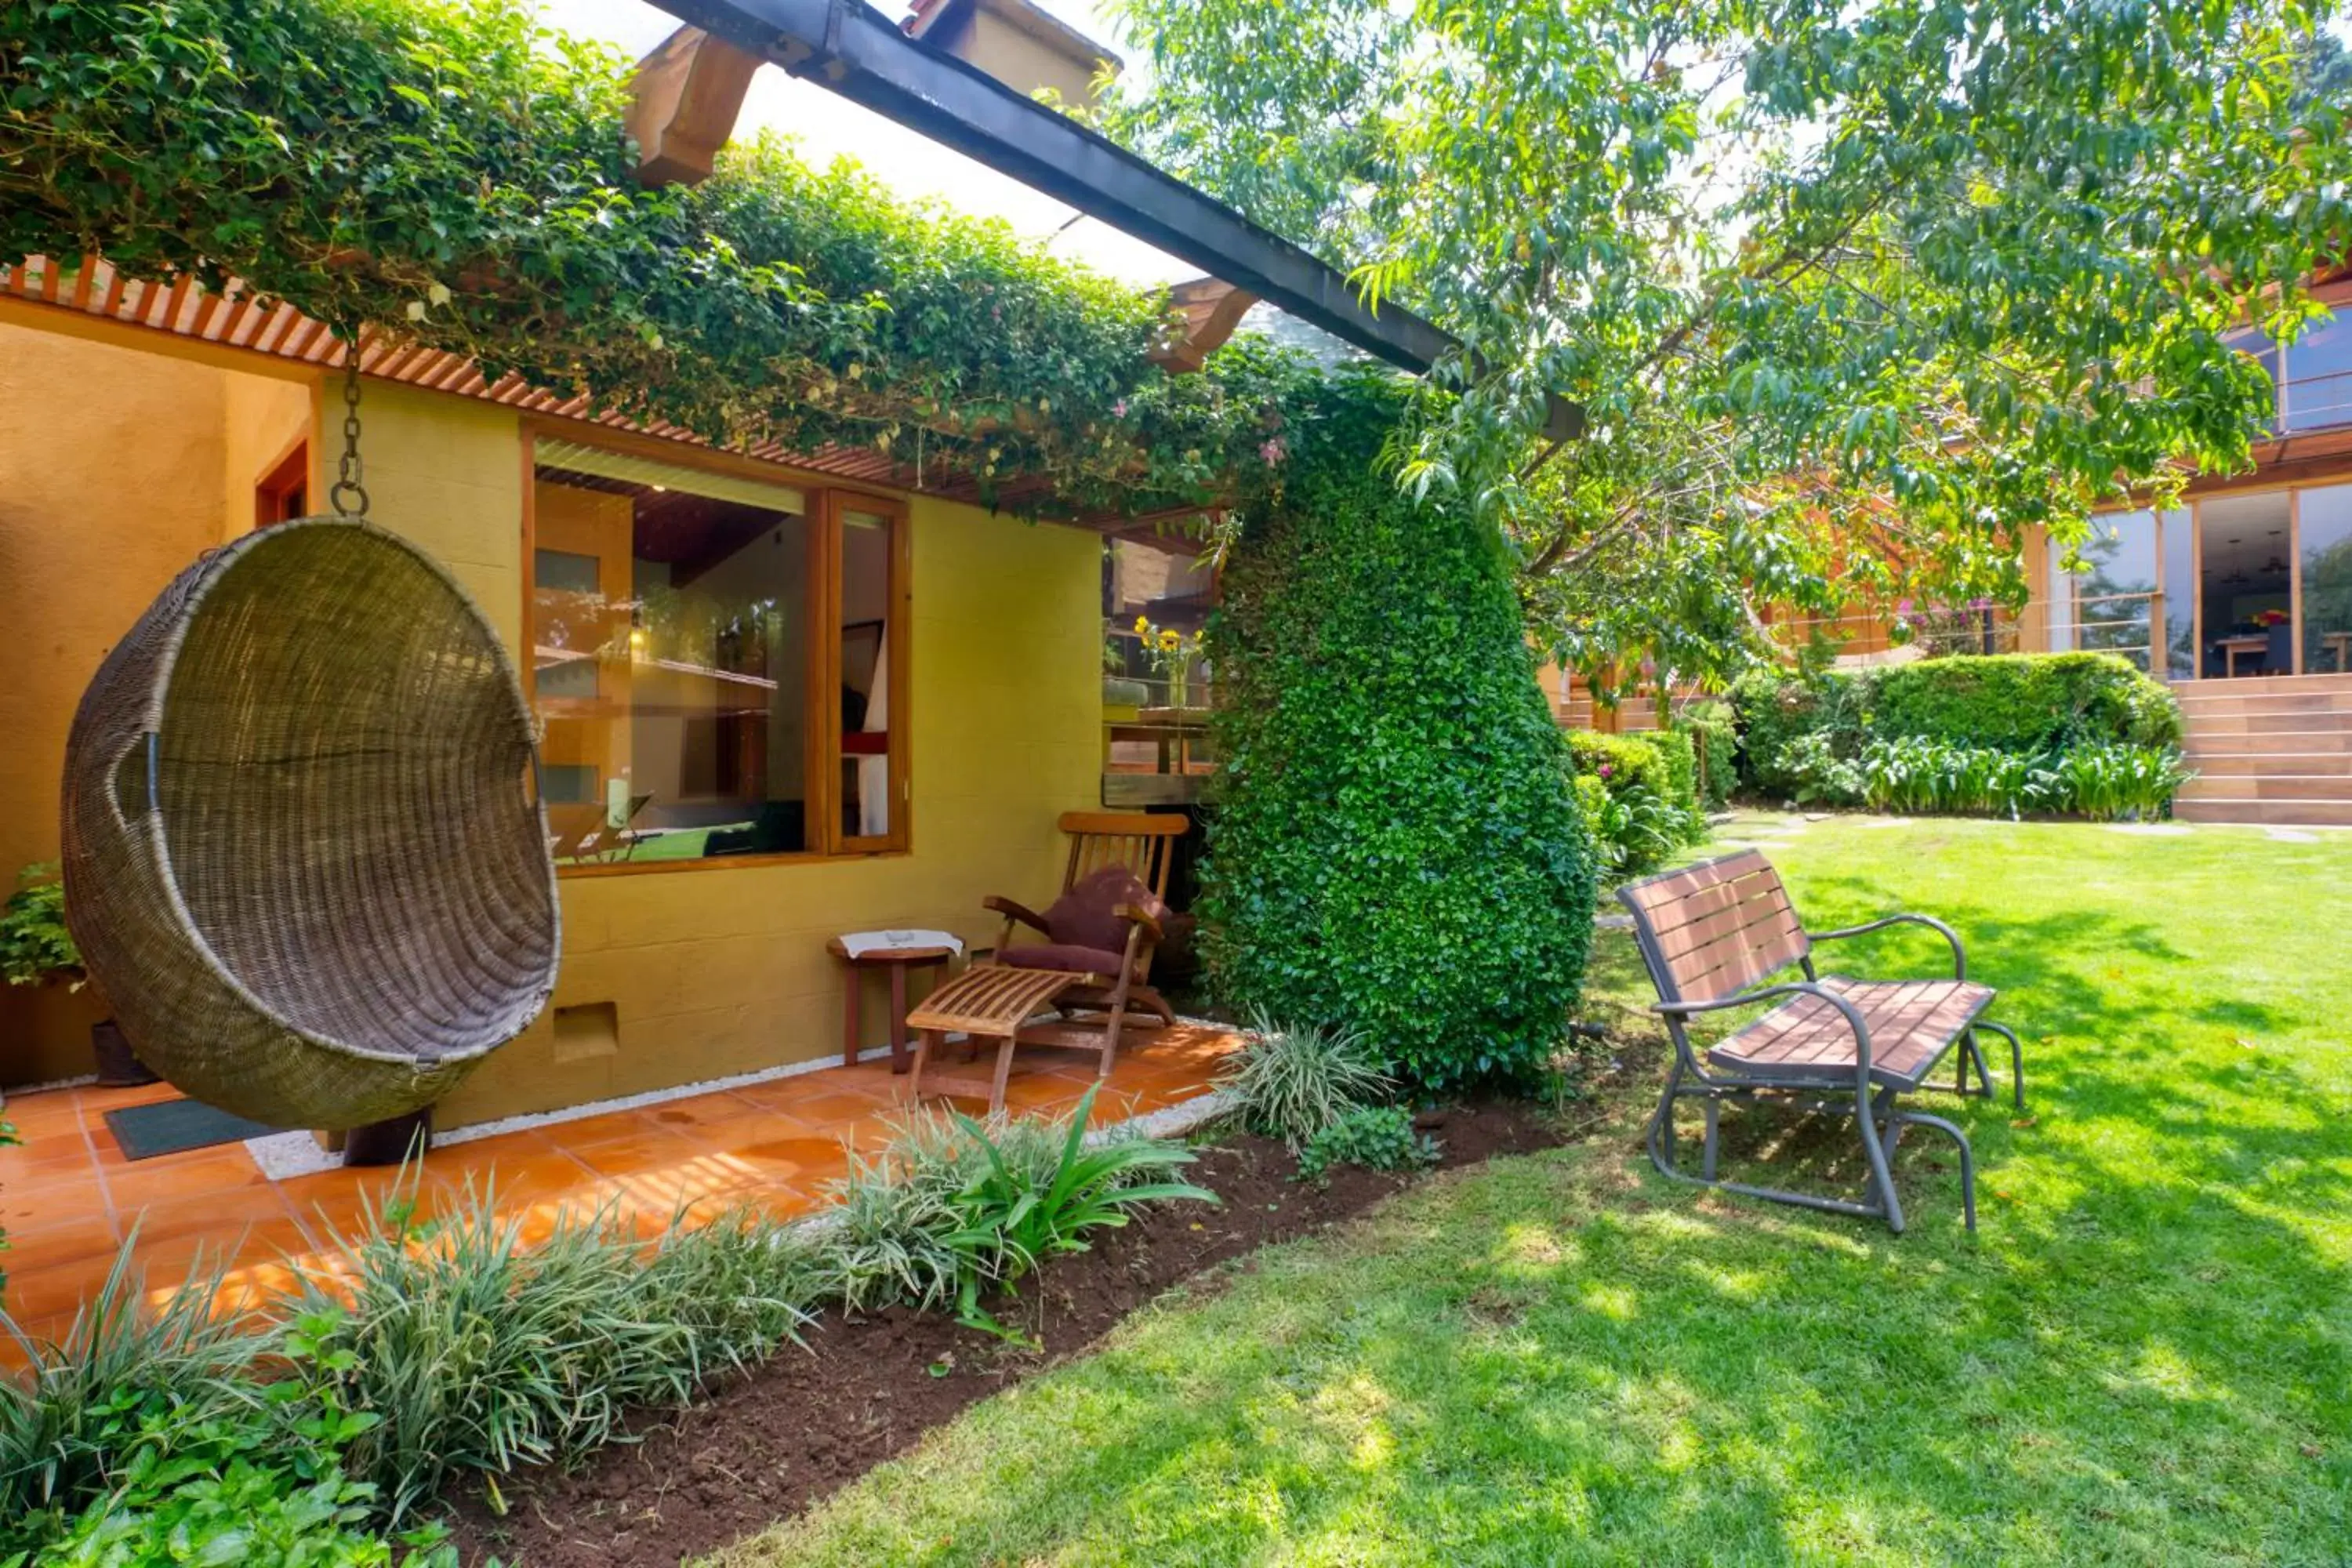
1731,653,2187,815
935,1085,1213,1339
1866,652,2183,750
1216,1013,1393,1149
1202,367,1594,1094
1294,1105,1439,1185
1679,699,1740,812
1571,771,1686,877
0,862,78,987
1773,734,2190,819
1563,729,1703,877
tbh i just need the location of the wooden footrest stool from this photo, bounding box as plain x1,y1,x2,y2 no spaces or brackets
904,964,1082,1116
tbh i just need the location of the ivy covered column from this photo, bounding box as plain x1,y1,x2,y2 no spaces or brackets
1200,369,1595,1092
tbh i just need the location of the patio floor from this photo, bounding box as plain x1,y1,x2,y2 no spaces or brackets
0,1022,1242,1348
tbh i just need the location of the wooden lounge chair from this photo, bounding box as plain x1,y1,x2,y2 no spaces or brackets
981,811,1185,1076
1618,850,2025,1233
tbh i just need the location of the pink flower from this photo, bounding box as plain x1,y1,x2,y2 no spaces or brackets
1258,437,1287,463
1112,400,1129,418
1896,597,1915,616
1598,763,1614,779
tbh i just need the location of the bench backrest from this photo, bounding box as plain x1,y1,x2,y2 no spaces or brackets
1617,850,1809,1006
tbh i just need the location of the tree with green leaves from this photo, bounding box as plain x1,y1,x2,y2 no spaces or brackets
1100,0,2352,695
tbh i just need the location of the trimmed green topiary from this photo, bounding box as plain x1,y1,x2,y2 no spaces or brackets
1201,368,1595,1094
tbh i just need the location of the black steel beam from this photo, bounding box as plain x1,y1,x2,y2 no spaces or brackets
641,0,1581,439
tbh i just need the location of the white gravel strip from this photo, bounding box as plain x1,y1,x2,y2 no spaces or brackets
246,1018,1254,1180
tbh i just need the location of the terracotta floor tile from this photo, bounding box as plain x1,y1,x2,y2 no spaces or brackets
122,1182,303,1247
3,1205,125,1273
772,1087,898,1125
102,1149,270,1208
0,1025,1245,1324
2,1262,118,1325
0,1134,107,1185
2,1092,92,1141
0,1162,112,1219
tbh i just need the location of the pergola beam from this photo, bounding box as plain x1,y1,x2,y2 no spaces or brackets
638,0,1581,440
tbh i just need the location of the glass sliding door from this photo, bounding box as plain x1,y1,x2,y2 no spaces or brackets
2196,491,2293,678
2299,484,2352,675
2161,508,2194,678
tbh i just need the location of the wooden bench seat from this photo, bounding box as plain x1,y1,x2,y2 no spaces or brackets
1711,975,1995,1089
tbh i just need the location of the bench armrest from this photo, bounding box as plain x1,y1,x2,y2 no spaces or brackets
982,895,1054,936
1656,981,1874,1080
1809,913,1965,981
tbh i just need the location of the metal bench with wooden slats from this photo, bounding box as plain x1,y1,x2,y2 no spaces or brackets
1619,849,2025,1234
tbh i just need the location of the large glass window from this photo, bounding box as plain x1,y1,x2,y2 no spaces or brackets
2301,485,2352,674
2227,326,2282,437
2072,511,2159,671
528,439,906,867
2284,310,2352,434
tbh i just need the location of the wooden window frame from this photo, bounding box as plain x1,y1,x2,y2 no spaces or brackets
521,431,913,877
819,489,913,857
254,435,310,528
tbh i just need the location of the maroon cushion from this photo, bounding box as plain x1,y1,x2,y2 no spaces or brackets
999,942,1127,977
1042,867,1163,953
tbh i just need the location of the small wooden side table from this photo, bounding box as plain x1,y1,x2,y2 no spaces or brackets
2322,630,2352,673
827,937,956,1073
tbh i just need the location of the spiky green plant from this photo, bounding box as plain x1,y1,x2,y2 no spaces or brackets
1216,1012,1395,1149
0,1241,262,1528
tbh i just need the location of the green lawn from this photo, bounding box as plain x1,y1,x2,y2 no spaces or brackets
715,816,2352,1566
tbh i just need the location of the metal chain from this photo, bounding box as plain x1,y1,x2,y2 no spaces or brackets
329,336,370,518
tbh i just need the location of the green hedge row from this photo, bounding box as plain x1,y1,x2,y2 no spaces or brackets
1732,653,2188,816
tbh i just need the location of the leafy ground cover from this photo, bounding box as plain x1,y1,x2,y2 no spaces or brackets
720,815,2352,1566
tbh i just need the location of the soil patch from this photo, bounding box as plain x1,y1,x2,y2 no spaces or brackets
447,1102,1563,1567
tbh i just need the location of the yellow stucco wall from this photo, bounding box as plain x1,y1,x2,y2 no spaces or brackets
0,325,283,1083
0,320,1101,1122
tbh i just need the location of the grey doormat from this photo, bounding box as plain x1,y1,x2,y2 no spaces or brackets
103,1098,285,1160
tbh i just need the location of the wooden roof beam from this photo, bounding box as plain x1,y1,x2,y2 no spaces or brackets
1150,277,1259,374
628,27,762,188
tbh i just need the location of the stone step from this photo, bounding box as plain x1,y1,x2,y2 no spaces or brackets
2172,797,2352,826
2177,775,2352,802
2184,728,2352,755
2187,752,2352,777
2175,690,2352,717
2175,671,2352,695
2187,710,2352,735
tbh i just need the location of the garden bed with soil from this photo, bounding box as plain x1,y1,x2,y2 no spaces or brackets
448,1102,1565,1568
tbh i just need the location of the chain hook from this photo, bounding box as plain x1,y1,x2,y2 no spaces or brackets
328,330,370,519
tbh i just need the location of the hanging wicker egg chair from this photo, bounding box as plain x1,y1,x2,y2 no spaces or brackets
61,517,560,1129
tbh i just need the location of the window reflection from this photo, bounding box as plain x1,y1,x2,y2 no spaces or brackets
532,445,811,865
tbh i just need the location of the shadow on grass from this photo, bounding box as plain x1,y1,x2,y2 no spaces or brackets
729,838,2352,1567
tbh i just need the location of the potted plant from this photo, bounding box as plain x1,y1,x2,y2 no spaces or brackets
2,862,157,1087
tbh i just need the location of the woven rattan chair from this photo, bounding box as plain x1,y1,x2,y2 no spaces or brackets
61,518,560,1130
